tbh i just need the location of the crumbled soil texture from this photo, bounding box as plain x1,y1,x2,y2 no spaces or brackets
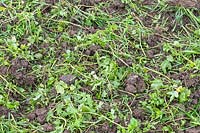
9,58,36,87
167,0,200,8
89,122,117,133
42,123,55,132
0,106,11,117
59,74,76,85
27,107,48,124
80,0,106,6
170,71,200,88
124,73,146,93
142,0,156,5
0,66,9,75
116,58,133,67
185,126,200,133
189,89,200,105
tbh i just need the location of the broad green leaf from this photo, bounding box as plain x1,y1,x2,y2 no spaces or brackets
161,60,171,74
0,6,6,11
151,79,163,90
128,118,139,131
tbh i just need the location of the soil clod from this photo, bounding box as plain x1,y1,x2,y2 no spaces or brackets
43,123,55,132
9,58,36,87
60,74,76,85
124,73,146,93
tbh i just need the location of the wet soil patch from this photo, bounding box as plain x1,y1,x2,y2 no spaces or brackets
124,73,146,93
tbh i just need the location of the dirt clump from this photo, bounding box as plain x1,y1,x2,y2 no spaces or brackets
146,49,157,58
170,71,200,88
60,74,76,85
185,126,200,133
146,34,162,47
9,58,36,87
106,0,126,14
90,122,117,133
0,66,9,75
189,89,200,105
42,123,55,132
0,106,11,117
84,45,101,56
124,73,146,93
27,107,48,124
132,108,146,121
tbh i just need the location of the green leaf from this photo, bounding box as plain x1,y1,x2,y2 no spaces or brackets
161,60,172,74
167,91,179,102
0,6,6,11
55,81,66,94
179,88,191,103
128,118,139,131
151,79,164,90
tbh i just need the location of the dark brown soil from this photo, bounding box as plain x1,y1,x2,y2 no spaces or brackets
167,0,200,8
142,0,156,5
60,74,76,85
170,71,200,88
9,58,36,87
189,89,200,105
116,58,133,67
106,0,126,15
89,122,117,133
132,108,146,121
84,45,101,56
45,0,59,5
42,123,55,132
124,73,146,93
0,66,9,75
185,126,200,133
146,34,162,47
0,106,11,117
80,0,105,6
63,129,71,133
27,107,48,124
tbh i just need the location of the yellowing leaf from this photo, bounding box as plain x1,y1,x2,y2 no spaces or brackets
0,6,6,11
